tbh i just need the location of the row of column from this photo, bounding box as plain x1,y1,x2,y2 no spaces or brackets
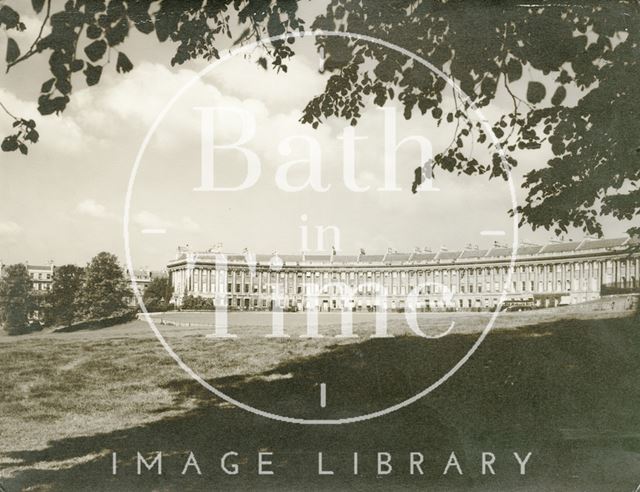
171,256,639,304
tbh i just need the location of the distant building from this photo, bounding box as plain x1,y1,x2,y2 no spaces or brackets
26,263,55,291
128,269,166,293
0,261,161,297
128,269,152,293
0,263,59,292
167,237,640,312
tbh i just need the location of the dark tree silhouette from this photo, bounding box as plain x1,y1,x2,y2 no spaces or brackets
0,0,638,238
0,263,35,334
142,275,173,312
47,264,84,327
79,252,131,319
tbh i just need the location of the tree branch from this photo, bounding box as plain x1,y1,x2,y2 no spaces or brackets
0,99,18,120
5,0,52,72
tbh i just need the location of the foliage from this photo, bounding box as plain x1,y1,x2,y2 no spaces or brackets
47,264,84,327
181,295,214,311
142,275,173,312
0,0,302,152
31,289,49,326
0,116,39,155
0,264,35,334
303,1,640,238
0,1,638,238
79,252,131,320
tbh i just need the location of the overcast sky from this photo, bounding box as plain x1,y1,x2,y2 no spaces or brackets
0,3,633,270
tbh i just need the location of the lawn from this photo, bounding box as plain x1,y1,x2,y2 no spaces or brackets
0,308,639,491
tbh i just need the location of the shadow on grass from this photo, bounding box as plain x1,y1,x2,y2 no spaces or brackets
52,310,138,334
4,314,640,491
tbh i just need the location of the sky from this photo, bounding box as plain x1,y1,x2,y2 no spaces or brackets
0,3,633,270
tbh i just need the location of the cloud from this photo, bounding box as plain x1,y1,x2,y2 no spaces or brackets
0,221,22,241
133,210,170,230
0,88,87,155
133,210,200,232
75,199,112,219
181,216,201,232
205,54,327,110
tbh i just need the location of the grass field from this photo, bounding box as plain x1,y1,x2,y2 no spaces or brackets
0,308,639,491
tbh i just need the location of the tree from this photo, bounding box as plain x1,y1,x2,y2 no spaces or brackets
31,289,50,326
181,295,214,311
79,252,131,320
0,1,638,238
302,1,640,238
143,276,173,312
47,264,84,327
0,264,34,334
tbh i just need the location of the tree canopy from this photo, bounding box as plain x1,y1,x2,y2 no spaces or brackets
79,251,131,319
1,0,638,238
47,264,84,327
0,263,35,334
142,275,173,312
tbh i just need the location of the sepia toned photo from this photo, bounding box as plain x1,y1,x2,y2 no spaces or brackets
0,1,638,490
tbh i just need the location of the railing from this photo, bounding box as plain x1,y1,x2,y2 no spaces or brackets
601,282,640,295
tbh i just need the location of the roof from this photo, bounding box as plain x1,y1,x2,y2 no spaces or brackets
332,255,359,263
411,252,437,262
360,254,385,262
577,237,628,251
168,236,635,268
516,245,544,256
459,249,487,259
436,251,460,260
384,253,411,262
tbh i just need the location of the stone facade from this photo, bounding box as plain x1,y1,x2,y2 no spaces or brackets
167,237,640,312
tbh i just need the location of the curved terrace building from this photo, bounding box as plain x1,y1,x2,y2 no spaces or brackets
167,237,639,312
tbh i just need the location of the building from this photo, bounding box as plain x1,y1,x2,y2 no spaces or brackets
167,237,640,312
0,262,158,296
0,262,57,292
128,269,157,294
26,263,55,292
